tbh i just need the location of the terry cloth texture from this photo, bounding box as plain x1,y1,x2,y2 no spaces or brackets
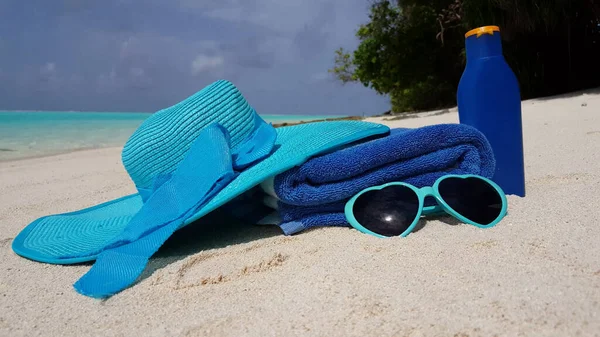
265,124,496,235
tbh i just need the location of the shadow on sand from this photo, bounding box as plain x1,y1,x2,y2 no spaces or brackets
529,87,600,102
138,208,282,281
67,206,282,299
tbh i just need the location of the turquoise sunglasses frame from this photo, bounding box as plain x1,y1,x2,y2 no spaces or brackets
344,174,508,238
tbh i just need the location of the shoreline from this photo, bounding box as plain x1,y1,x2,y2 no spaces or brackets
4,85,595,165
0,116,365,164
0,146,124,165
271,115,363,127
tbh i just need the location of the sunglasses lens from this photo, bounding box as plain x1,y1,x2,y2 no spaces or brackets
438,177,503,225
352,185,420,237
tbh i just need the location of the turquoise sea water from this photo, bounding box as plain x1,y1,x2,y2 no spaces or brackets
0,111,344,161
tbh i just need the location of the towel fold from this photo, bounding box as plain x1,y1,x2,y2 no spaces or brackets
264,124,496,235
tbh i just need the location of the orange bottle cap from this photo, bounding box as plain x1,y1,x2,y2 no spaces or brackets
465,26,500,38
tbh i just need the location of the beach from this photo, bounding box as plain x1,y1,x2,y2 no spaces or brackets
1,91,599,337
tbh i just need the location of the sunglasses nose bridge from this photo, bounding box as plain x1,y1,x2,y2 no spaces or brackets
419,186,436,197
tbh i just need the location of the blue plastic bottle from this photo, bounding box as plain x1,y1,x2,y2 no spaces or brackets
457,26,526,197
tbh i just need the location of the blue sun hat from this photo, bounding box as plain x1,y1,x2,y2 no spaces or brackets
12,80,390,298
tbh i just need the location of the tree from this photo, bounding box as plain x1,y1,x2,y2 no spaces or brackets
330,0,460,112
331,0,600,113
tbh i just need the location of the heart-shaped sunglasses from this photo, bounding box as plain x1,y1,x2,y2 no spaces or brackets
344,174,508,238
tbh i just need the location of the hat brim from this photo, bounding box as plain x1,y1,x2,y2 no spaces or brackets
12,121,389,264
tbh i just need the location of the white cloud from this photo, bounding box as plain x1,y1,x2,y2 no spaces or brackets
191,54,224,75
37,62,60,91
130,67,145,77
14,62,82,94
205,6,245,23
177,0,323,34
97,65,153,92
97,69,121,93
175,0,370,51
197,40,220,51
41,62,56,75
119,36,135,60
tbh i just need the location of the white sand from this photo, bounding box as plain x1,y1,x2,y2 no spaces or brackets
1,91,600,337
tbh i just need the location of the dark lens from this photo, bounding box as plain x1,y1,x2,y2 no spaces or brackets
352,185,420,237
438,177,503,225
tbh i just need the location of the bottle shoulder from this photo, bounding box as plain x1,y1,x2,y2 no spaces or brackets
460,59,519,91
465,56,515,75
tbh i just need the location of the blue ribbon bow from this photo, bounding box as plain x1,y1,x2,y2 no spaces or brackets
74,121,276,298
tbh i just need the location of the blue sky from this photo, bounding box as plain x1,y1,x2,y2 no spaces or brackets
0,0,391,115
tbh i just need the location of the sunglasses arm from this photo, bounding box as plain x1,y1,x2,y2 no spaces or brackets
422,204,446,217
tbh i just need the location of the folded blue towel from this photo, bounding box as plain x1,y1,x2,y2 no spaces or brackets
264,124,496,235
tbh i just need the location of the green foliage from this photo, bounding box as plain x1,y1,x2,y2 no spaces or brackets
329,48,357,83
329,0,465,112
390,76,455,112
331,0,600,113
